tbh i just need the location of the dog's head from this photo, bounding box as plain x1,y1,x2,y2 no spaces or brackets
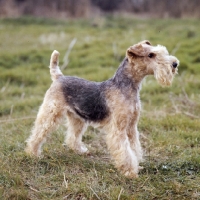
126,40,179,86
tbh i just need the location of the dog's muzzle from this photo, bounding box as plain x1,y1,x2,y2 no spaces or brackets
172,62,178,68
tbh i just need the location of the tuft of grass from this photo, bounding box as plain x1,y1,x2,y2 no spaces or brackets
0,16,200,199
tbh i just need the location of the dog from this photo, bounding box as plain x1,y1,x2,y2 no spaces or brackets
25,40,179,178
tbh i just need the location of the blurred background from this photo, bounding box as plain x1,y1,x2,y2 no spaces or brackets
0,0,200,19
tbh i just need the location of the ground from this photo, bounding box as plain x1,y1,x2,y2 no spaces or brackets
0,17,200,199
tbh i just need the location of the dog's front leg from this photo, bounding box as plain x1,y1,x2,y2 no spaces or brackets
127,121,143,163
105,119,139,178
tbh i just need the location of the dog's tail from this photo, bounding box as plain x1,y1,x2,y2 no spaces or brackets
49,50,63,81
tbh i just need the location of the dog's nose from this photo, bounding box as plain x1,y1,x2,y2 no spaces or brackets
172,62,178,68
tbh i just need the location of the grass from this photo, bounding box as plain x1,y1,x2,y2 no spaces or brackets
0,16,200,199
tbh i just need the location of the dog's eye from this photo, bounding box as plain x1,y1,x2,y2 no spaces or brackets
148,53,155,58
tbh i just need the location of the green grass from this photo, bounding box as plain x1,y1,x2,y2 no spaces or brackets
0,16,200,199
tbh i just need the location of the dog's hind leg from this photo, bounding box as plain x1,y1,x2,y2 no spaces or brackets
65,111,88,154
25,89,64,157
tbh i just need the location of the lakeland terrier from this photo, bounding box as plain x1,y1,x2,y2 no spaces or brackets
25,40,179,178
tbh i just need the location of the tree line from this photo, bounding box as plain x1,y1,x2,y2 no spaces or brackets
0,0,200,18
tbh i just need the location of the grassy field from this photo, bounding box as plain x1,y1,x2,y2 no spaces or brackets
0,16,200,199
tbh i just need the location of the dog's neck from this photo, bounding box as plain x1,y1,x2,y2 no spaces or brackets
112,57,144,92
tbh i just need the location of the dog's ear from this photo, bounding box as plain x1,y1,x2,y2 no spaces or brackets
140,40,151,46
126,40,152,62
126,44,145,62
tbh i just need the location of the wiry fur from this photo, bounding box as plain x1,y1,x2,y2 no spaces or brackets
25,40,179,178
